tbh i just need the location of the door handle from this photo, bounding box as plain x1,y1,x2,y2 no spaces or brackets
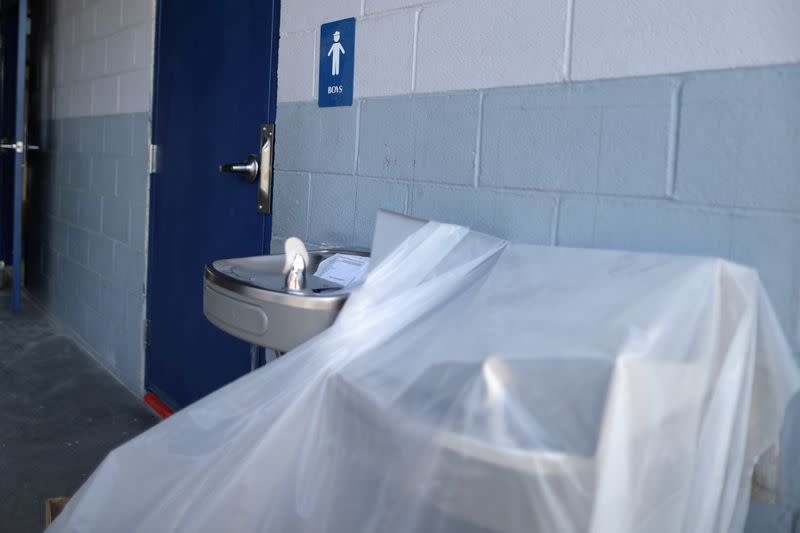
0,141,38,153
219,154,259,183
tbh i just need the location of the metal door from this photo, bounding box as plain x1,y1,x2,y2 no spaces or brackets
0,0,29,312
146,0,280,409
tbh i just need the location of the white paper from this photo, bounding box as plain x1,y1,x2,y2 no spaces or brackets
314,253,370,287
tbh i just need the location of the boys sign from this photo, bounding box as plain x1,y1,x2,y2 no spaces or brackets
319,18,355,107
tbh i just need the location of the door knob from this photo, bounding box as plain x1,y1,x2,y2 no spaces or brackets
219,154,259,183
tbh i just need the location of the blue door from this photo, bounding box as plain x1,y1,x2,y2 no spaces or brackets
146,0,280,409
0,0,29,313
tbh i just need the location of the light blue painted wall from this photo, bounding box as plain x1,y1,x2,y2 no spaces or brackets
274,64,800,354
27,113,150,394
272,63,800,530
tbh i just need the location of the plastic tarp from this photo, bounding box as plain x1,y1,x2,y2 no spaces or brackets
49,213,799,533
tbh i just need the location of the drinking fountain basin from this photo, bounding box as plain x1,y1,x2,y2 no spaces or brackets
203,249,369,352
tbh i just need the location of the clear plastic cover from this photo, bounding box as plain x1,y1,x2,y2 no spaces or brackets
49,215,799,533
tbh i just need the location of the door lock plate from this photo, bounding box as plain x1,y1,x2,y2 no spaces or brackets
258,124,275,214
217,124,275,214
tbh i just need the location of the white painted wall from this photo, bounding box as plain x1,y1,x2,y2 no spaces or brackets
34,0,156,119
277,0,800,103
571,0,800,80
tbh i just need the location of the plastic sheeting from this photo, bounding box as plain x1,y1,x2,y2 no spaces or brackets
49,214,799,533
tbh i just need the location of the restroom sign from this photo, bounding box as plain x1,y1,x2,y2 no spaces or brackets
319,18,355,107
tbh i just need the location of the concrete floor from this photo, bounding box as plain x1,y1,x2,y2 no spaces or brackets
0,292,158,533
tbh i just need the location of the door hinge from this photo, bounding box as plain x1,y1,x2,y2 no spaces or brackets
148,144,160,174
144,319,152,347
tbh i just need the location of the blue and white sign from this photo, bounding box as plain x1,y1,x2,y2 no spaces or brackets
318,18,355,107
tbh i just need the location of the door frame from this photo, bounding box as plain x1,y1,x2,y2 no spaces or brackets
144,0,281,408
0,0,29,312
12,0,27,312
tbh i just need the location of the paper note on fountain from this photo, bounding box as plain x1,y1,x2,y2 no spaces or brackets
314,254,370,287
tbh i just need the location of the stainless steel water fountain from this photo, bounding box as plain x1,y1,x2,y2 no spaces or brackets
203,243,369,354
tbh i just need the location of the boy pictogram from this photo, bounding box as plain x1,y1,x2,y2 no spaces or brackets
327,30,345,76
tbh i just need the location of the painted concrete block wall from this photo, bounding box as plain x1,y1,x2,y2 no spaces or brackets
33,0,155,119
27,0,155,394
273,2,800,352
276,0,800,103
274,1,800,529
570,0,800,81
274,66,800,355
28,114,149,394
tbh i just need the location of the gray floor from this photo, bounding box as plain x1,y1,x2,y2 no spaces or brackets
0,291,158,533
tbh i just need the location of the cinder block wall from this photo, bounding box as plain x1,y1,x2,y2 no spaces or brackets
26,0,155,394
273,0,800,529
